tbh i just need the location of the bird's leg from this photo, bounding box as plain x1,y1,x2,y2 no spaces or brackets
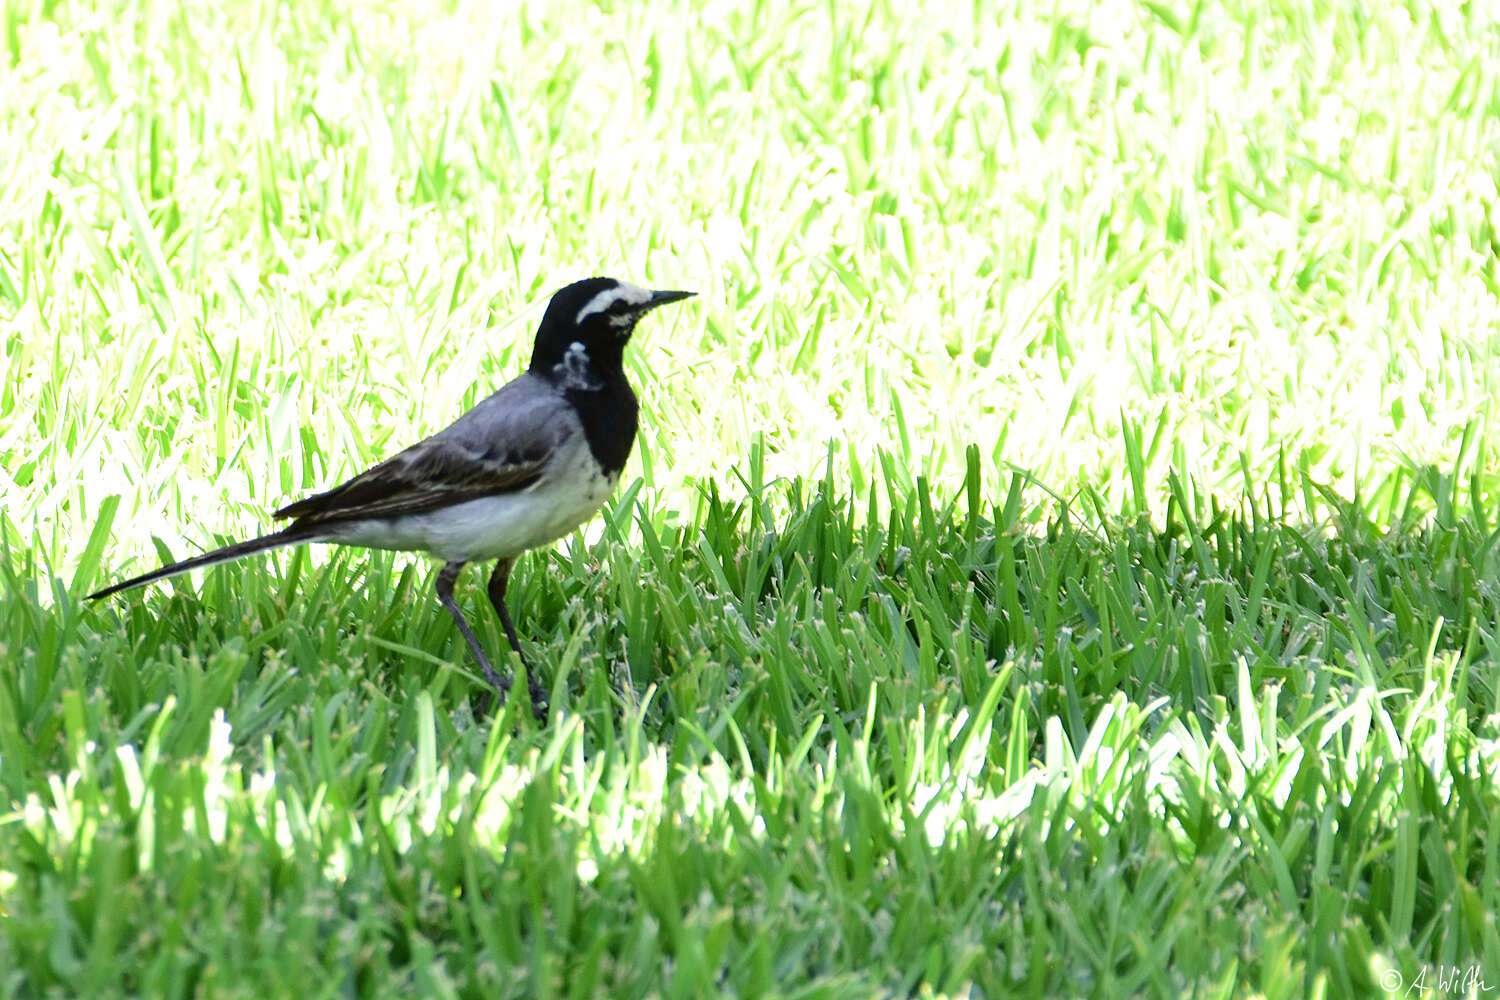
488,557,548,722
435,560,511,715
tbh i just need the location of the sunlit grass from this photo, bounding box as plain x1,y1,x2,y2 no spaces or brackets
5,0,1500,995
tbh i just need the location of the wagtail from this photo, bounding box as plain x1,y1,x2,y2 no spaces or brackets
89,277,694,720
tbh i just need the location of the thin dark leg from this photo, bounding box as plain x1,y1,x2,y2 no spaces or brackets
488,558,548,721
435,560,510,715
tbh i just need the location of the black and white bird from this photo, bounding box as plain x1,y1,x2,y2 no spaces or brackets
89,277,694,720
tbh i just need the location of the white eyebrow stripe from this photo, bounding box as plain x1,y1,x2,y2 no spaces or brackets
575,282,651,324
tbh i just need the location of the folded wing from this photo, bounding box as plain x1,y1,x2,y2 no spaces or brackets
275,375,572,527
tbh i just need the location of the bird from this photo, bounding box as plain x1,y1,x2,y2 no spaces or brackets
88,277,694,721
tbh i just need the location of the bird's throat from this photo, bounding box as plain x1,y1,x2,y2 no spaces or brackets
566,376,639,478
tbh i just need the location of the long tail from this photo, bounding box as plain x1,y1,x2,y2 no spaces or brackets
87,527,314,600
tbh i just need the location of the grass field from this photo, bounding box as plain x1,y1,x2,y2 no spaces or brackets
5,0,1500,995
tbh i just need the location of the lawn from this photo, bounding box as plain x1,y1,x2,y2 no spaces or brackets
4,0,1500,995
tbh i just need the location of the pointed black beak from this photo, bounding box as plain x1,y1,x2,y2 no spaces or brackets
646,289,695,309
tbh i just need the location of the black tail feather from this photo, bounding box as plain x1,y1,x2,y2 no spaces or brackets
87,527,313,600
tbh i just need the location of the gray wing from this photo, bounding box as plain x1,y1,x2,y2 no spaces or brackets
274,373,574,527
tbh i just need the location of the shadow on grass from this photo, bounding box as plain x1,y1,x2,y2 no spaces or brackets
2,451,1498,995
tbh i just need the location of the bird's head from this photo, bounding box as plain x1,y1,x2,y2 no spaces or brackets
530,277,693,387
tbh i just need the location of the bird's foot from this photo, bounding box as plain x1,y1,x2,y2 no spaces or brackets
522,663,549,724
469,657,548,724
472,658,512,718
526,688,549,724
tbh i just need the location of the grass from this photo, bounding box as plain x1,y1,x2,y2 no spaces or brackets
5,0,1500,995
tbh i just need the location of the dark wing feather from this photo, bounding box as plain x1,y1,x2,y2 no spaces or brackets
273,439,551,525
274,374,571,527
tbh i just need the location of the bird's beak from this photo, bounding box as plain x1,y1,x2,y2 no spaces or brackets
646,289,695,310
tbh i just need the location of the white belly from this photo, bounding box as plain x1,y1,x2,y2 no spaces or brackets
323,444,619,563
